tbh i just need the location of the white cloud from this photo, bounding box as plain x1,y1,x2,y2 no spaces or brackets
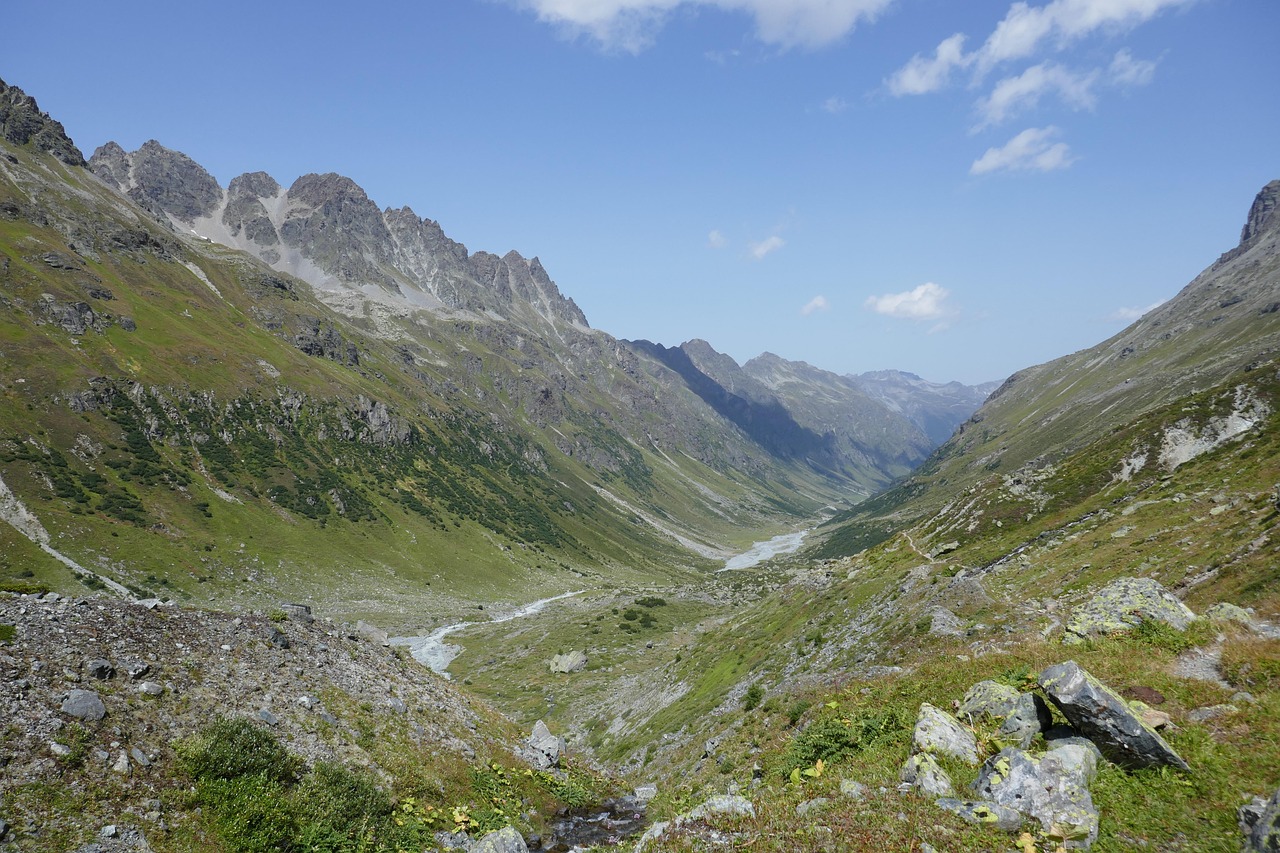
970,126,1076,175
512,0,894,52
864,282,949,320
888,0,1189,93
801,295,829,316
821,96,849,114
976,62,1099,127
1107,299,1165,321
1108,48,1158,87
886,33,970,95
748,235,785,260
707,229,727,249
974,0,1195,73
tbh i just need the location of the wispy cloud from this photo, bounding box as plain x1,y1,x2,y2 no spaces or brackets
885,0,1185,172
707,229,727,249
748,235,785,260
821,96,849,114
864,282,950,320
1107,299,1165,321
972,0,1194,74
885,33,969,96
512,0,894,53
970,126,1075,175
1109,48,1158,87
800,295,829,316
976,62,1099,128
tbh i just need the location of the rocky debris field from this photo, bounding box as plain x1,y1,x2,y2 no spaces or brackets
0,592,496,849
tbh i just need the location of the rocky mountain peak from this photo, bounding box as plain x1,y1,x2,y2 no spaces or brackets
89,139,222,222
1240,179,1280,246
227,170,281,199
0,78,86,166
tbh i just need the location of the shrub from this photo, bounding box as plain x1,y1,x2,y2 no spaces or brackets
178,717,302,784
780,708,909,776
294,761,391,846
197,774,298,853
742,684,765,712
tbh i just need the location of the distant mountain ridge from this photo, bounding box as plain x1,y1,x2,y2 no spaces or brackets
89,140,589,329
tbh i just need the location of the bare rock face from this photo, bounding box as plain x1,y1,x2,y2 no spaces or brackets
89,139,223,222
0,78,86,166
1038,661,1189,771
223,171,282,245
1240,180,1280,246
519,719,565,770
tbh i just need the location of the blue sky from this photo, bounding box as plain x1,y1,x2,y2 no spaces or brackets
6,0,1277,384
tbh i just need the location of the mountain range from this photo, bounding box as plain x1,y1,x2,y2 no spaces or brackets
2,74,1279,853
0,77,991,621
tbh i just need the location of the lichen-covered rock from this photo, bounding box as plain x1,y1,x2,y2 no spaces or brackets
1063,577,1195,644
958,680,1052,748
1245,786,1280,852
972,747,1099,848
1039,661,1189,770
934,798,1024,833
900,752,954,797
912,703,979,764
1203,602,1254,627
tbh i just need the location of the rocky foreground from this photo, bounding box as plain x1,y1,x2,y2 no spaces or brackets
0,591,520,850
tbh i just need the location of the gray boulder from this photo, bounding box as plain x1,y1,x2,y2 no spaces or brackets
1039,661,1188,770
1064,577,1195,644
958,680,1052,749
468,825,528,853
1203,602,1254,627
61,689,106,721
279,603,315,623
900,752,954,797
685,794,755,822
549,650,588,673
520,720,564,771
972,746,1099,848
1245,787,1280,852
87,659,115,680
912,703,979,764
929,607,964,637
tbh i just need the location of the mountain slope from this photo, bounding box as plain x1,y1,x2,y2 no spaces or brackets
817,179,1280,557
0,79,991,628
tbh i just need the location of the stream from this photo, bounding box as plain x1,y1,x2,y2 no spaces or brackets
717,527,810,571
389,589,583,677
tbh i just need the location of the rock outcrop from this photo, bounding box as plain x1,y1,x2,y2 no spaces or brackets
0,78,85,166
1063,577,1196,644
1038,661,1189,770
